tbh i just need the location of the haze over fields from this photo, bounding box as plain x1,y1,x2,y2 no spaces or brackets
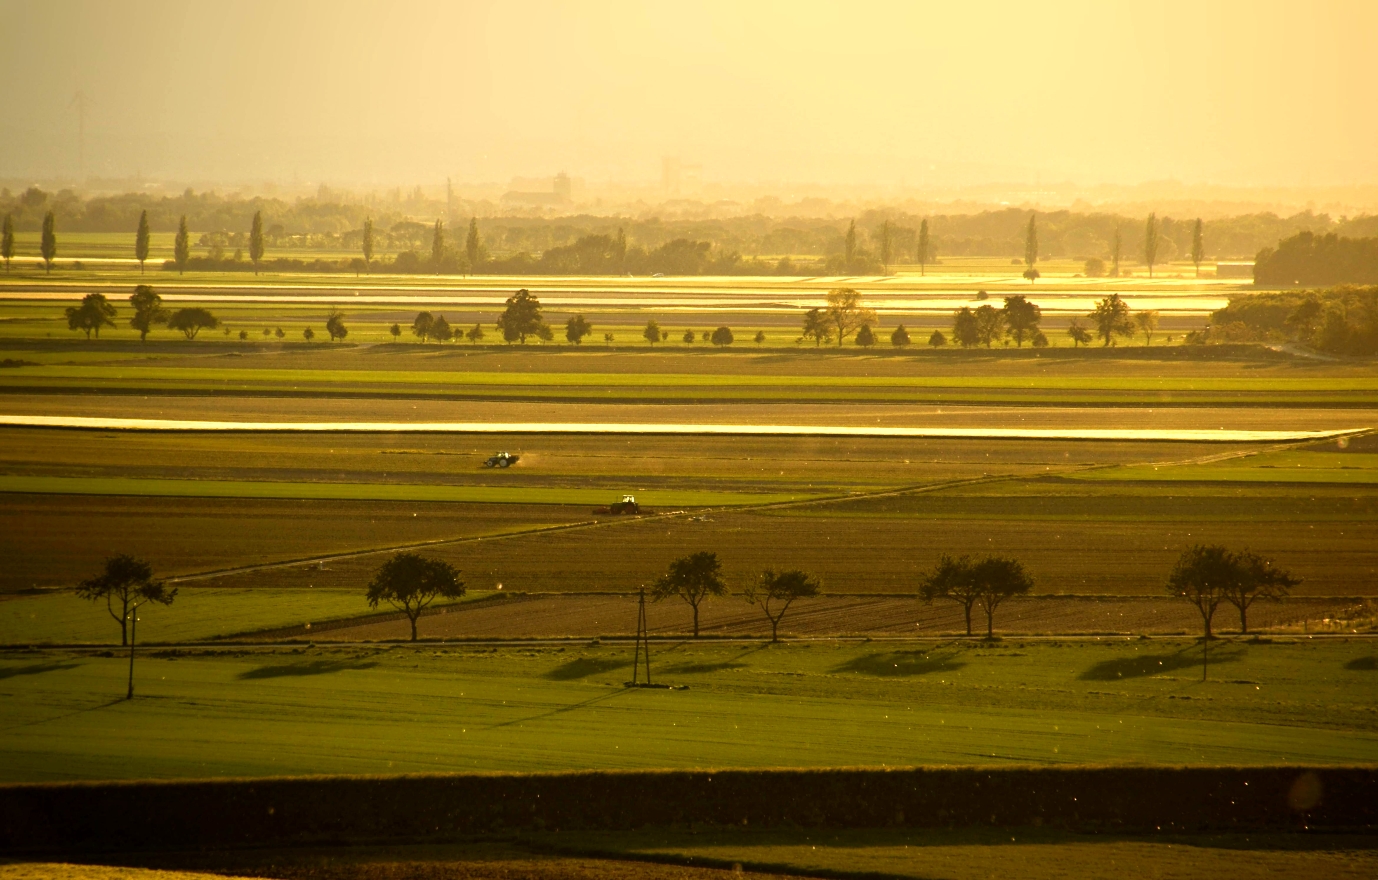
3,0,1378,206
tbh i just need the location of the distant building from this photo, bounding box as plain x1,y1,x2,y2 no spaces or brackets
501,172,577,208
1215,262,1255,279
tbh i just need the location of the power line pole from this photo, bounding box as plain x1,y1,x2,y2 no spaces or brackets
631,588,651,685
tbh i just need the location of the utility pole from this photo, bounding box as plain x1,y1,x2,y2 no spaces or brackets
631,588,651,685
126,601,139,699
70,91,88,183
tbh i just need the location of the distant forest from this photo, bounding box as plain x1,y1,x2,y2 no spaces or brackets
1254,232,1378,286
1207,285,1378,356
6,185,1378,270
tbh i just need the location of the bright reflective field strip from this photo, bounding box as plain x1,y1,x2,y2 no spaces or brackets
0,414,1362,443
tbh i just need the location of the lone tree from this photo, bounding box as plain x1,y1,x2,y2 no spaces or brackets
844,220,857,267
41,211,57,274
429,314,452,343
891,324,911,347
174,216,190,275
1110,226,1122,277
1,214,13,272
801,308,831,346
1144,213,1159,279
1067,319,1093,347
920,554,1032,637
389,322,401,341
651,551,727,638
167,307,219,339
466,323,484,344
565,314,593,345
1001,295,1042,347
1225,550,1299,634
1191,218,1204,277
76,554,176,647
135,210,150,273
1134,310,1160,346
496,288,545,344
465,217,482,271
302,326,315,342
711,325,734,347
1022,214,1039,283
366,552,465,641
952,307,980,348
854,324,874,347
1167,545,1241,678
1089,294,1134,346
643,319,662,345
325,308,348,341
412,311,435,342
431,219,446,271
744,568,820,642
928,329,946,347
128,285,168,341
825,288,876,347
682,329,696,344
249,211,265,274
754,330,766,345
65,292,117,339
362,217,374,272
878,219,893,274
916,218,930,276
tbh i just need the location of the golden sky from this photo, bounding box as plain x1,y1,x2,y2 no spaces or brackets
2,0,1376,188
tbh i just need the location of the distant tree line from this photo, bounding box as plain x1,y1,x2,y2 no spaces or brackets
1254,231,1378,286
1202,286,1378,355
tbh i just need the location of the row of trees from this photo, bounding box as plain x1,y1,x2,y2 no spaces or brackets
1018,213,1204,282
64,288,355,343
948,294,1159,349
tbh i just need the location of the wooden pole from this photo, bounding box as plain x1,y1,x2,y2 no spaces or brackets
126,603,138,700
632,588,651,685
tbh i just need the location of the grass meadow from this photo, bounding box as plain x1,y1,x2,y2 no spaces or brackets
0,639,1374,783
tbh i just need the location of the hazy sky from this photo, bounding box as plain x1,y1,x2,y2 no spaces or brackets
3,0,1376,189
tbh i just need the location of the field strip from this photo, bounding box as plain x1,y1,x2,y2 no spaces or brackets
0,414,1361,442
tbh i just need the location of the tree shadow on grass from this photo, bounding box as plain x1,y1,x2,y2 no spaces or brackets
1080,644,1243,681
0,661,82,680
1345,656,1378,671
236,659,379,680
543,656,630,681
661,661,748,674
833,649,967,677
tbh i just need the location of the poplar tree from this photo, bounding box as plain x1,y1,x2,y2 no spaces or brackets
135,210,150,274
362,217,374,272
249,211,264,275
844,220,857,267
174,216,190,275
878,220,893,274
1191,218,1204,277
1023,214,1039,282
465,217,481,272
1,214,13,272
41,211,57,274
432,219,445,271
917,218,930,276
1111,226,1122,277
1144,213,1159,278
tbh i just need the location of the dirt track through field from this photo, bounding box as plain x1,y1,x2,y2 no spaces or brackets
249,594,1369,641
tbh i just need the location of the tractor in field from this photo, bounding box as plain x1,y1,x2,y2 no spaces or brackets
483,452,519,468
595,494,643,515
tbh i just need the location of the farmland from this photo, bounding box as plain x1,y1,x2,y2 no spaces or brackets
1,639,1374,783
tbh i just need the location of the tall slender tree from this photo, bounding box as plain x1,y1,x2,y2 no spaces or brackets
1,214,13,272
917,218,930,276
174,216,190,275
128,285,168,342
1144,213,1159,278
878,220,893,274
1023,214,1039,282
844,220,857,267
361,217,374,272
135,210,150,274
41,211,57,274
1191,218,1204,277
1111,226,1122,277
431,219,445,271
465,217,482,272
615,226,627,270
249,211,264,275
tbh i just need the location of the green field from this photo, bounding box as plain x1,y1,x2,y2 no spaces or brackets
1,639,1374,783
0,588,477,644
